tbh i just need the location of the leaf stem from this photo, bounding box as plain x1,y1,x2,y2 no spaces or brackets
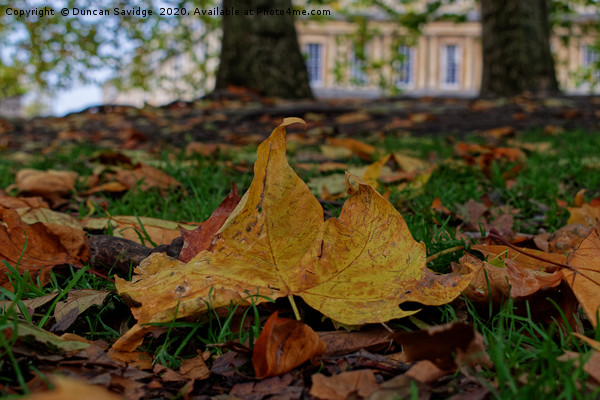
287,295,301,321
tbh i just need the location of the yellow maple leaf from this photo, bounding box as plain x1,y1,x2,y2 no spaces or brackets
114,118,473,350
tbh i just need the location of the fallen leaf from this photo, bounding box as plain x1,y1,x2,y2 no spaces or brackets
405,360,447,383
115,119,473,349
23,375,122,400
179,183,241,262
179,351,211,381
394,322,490,370
318,327,394,356
310,370,379,400
505,259,562,298
16,169,78,198
563,228,600,326
361,154,391,188
53,289,110,330
83,215,197,246
0,196,49,209
471,244,566,272
533,224,591,253
393,152,429,173
334,111,371,125
115,163,182,192
0,207,88,289
253,312,326,378
326,137,375,160
4,319,90,353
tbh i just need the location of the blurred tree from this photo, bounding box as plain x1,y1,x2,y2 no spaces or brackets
216,0,313,98
480,0,559,96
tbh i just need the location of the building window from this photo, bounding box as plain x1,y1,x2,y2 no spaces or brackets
442,44,461,88
396,45,414,88
305,43,323,85
582,45,600,79
350,45,368,85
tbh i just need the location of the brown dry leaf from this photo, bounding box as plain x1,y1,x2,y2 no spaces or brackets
334,111,371,125
0,207,88,289
115,162,182,192
23,375,122,400
471,244,566,272
319,144,353,159
179,183,241,262
563,228,600,326
505,259,563,298
16,169,78,198
393,152,429,173
0,196,49,209
480,126,515,140
252,312,326,378
405,360,447,383
179,351,211,381
83,215,197,246
568,204,600,226
533,224,591,253
454,254,510,307
106,347,154,370
53,289,110,327
318,327,394,356
115,119,473,349
394,322,490,370
326,137,375,160
310,370,379,400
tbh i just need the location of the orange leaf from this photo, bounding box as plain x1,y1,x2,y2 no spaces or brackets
563,228,600,326
252,312,326,378
179,183,241,262
0,207,88,289
326,137,375,160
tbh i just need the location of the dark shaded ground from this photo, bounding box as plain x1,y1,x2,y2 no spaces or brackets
1,93,599,152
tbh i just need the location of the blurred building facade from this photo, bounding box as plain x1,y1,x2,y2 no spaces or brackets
103,2,599,106
296,2,600,98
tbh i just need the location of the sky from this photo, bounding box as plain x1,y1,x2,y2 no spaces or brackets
48,84,104,116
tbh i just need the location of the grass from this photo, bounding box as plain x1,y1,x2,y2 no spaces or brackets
2,128,600,397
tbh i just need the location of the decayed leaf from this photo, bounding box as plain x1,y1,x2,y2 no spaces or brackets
16,169,78,197
0,207,88,289
179,183,241,262
115,119,473,349
563,228,600,326
253,312,326,378
310,370,379,400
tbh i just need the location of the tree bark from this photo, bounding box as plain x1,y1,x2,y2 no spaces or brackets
480,0,559,96
215,0,314,99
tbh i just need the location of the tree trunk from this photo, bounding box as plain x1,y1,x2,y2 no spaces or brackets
480,0,559,96
215,0,313,99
